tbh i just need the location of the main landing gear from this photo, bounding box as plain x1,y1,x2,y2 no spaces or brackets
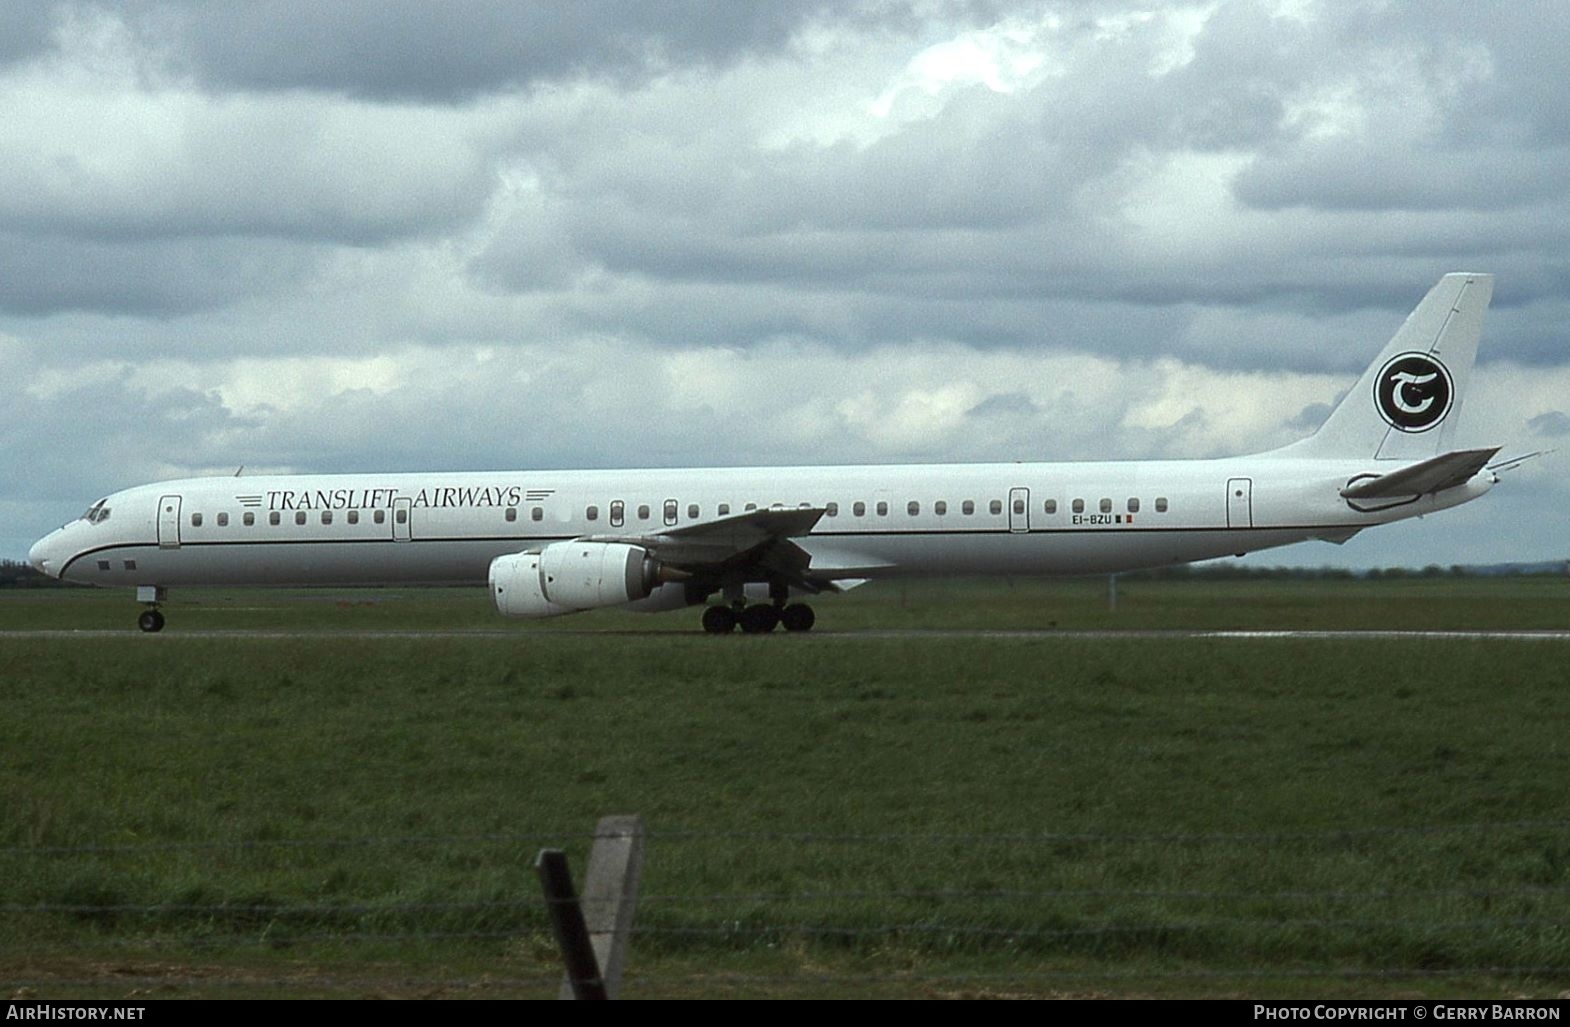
697,578,817,634
136,585,167,633
702,579,817,634
701,601,816,634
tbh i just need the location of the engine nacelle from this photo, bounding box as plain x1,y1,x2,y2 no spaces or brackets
489,541,660,618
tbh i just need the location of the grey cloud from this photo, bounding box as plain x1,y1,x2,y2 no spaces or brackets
1527,411,1570,438
1233,143,1569,213
0,234,319,317
0,6,55,64
967,392,1040,417
1333,3,1570,149
1287,401,1333,434
455,7,1568,365
0,107,504,248
0,366,258,506
131,0,851,103
1226,4,1570,213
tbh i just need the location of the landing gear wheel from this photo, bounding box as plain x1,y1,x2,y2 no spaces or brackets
780,603,816,632
138,610,165,633
738,604,780,634
702,605,737,634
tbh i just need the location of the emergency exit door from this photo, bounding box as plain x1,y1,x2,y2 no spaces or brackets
1226,478,1253,529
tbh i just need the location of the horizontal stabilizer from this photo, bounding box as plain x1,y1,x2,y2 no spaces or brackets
1339,447,1500,500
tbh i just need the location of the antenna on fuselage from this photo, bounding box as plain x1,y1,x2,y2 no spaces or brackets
234,465,244,477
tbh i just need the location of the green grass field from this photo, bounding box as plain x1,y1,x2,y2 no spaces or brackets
1,578,1567,998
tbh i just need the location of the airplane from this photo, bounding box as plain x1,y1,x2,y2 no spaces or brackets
29,272,1518,634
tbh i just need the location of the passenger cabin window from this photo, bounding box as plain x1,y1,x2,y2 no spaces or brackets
1128,498,1139,513
989,499,1002,515
348,510,359,525
853,501,866,517
587,505,599,521
321,511,332,525
935,501,947,516
718,503,730,516
216,512,229,527
374,509,386,524
664,500,678,525
962,500,974,515
745,503,757,512
191,513,203,527
610,501,624,527
296,512,307,525
1072,499,1084,514
826,502,838,517
1044,499,1057,514
907,501,920,516
1013,498,1025,515
532,507,543,522
688,504,699,519
270,512,281,526
505,507,517,522
396,509,407,524
1156,497,1168,513
638,504,651,520
1100,498,1112,513
876,501,889,516
244,512,255,527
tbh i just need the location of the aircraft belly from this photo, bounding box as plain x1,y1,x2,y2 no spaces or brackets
810,527,1319,578
108,539,514,587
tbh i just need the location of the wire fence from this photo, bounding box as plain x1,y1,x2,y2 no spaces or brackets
4,818,1568,997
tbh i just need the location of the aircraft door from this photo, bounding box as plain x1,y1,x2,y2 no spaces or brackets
1226,477,1253,529
1008,487,1030,533
157,495,182,549
392,497,413,542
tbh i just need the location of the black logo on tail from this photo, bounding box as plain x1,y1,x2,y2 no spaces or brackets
1375,353,1452,432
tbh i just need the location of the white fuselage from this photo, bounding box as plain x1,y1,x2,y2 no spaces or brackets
29,455,1493,592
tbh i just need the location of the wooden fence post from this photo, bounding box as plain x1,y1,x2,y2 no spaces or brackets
535,814,646,1000
535,848,607,1000
558,814,645,1000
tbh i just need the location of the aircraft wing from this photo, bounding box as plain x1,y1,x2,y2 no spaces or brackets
579,505,880,591
1340,447,1501,500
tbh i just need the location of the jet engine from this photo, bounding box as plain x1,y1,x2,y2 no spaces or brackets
489,541,660,618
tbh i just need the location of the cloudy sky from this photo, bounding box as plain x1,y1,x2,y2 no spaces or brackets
3,0,1566,569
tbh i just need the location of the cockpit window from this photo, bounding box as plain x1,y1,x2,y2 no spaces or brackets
80,500,111,524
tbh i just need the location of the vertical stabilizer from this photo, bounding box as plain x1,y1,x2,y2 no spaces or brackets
1285,273,1492,460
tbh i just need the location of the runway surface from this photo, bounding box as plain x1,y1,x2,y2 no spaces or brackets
5,628,1570,641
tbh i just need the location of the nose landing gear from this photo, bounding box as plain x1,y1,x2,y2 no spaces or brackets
136,585,167,633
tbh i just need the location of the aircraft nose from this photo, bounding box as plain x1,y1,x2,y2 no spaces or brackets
29,532,60,579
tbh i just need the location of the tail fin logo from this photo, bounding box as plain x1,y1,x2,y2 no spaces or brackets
1375,353,1453,433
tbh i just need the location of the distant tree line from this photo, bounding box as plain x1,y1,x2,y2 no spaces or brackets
1123,560,1568,582
1,557,1564,589
0,560,80,588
